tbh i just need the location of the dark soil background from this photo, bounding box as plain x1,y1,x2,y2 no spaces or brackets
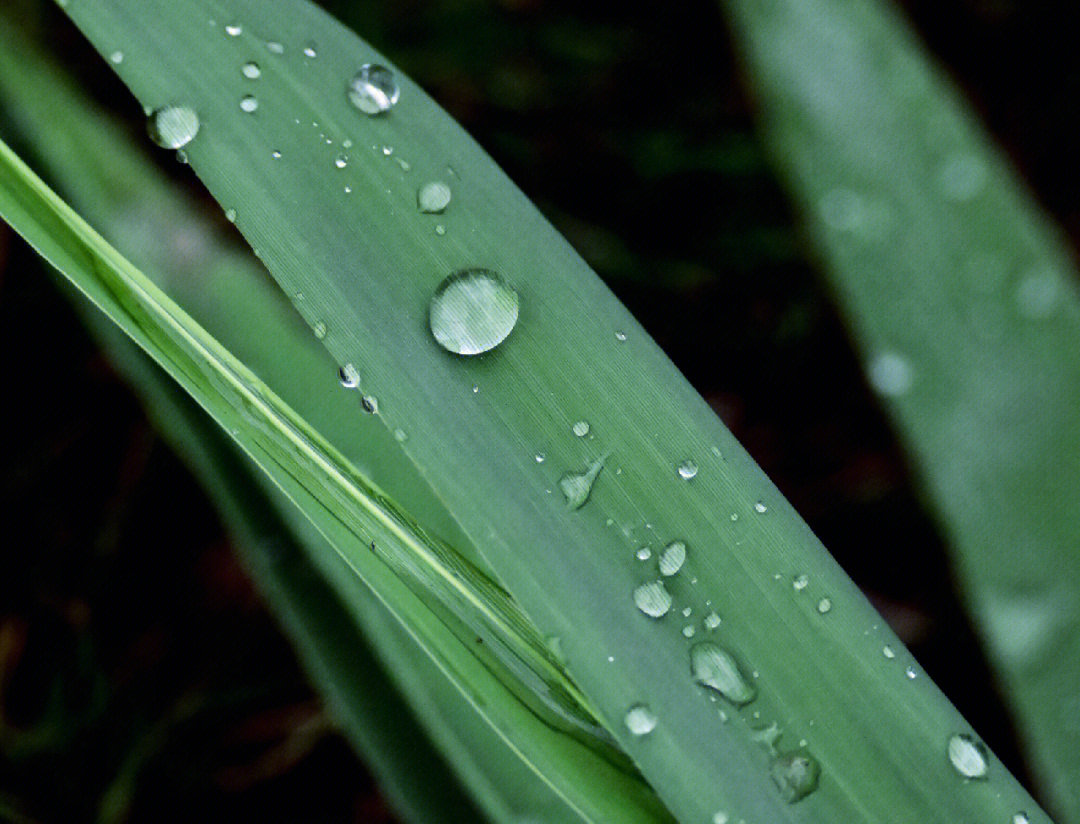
1,0,1077,821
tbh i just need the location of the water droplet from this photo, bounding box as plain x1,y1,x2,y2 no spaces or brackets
905,666,918,679
266,40,284,54
224,208,237,223
615,331,627,341
347,64,400,115
303,43,317,58
712,813,729,824
770,751,821,802
147,106,200,149
867,351,913,397
435,224,447,236
754,501,768,514
947,734,989,779
937,153,987,202
109,50,124,65
625,704,657,736
882,645,896,659
334,154,348,169
816,598,832,614
658,541,687,576
225,23,242,36
559,456,605,510
417,181,452,214
271,149,282,159
635,546,652,561
1013,813,1030,824
633,581,672,618
682,625,696,638
338,363,360,388
240,94,258,113
704,611,721,629
572,421,590,437
681,607,692,618
429,269,519,356
690,642,756,705
394,428,407,442
241,61,261,79
792,574,809,591
361,395,379,414
344,185,352,193
534,453,545,463
312,321,327,339
677,460,698,480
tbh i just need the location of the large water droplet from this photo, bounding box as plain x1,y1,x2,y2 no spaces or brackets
241,61,261,79
947,734,988,779
633,581,672,618
418,181,452,214
624,704,657,736
347,64,400,115
338,363,360,388
770,751,821,803
429,269,519,356
658,541,687,576
559,456,605,510
690,642,756,705
147,106,200,149
677,460,698,480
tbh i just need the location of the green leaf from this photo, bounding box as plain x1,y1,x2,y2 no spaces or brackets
720,0,1080,819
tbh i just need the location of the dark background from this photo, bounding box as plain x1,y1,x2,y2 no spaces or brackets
2,0,1077,821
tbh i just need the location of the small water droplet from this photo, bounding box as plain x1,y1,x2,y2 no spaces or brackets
816,598,832,614
792,574,809,591
429,268,519,356
109,50,124,64
175,149,189,165
434,224,446,236
770,750,821,802
342,139,353,149
905,666,918,679
535,453,545,463
266,40,284,54
1013,813,1030,824
334,154,348,169
690,642,756,705
633,580,672,618
704,612,721,629
271,149,282,159
635,546,652,561
344,185,352,193
572,421,590,438
338,363,360,388
225,23,242,36
682,624,696,638
417,181,452,214
712,813,729,824
559,456,605,510
224,208,237,223
147,106,200,149
867,351,913,397
754,501,768,514
394,428,407,442
624,704,657,736
312,321,327,339
937,153,987,202
347,64,400,115
241,61,261,79
677,460,698,480
658,541,687,576
240,94,258,113
303,43,317,58
882,645,896,659
947,734,989,779
361,395,378,414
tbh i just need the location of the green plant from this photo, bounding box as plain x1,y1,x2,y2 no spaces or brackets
0,0,1075,822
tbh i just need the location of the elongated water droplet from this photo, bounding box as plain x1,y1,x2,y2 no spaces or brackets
303,42,318,58
394,428,407,442
615,330,627,342
347,64,400,115
770,750,821,802
147,106,200,149
418,181,452,213
882,645,896,659
225,23,242,36
905,666,918,679
690,642,756,705
312,321,327,339
239,94,258,113
224,208,237,223
241,61,261,79
658,541,686,576
624,704,657,736
817,597,832,614
338,363,360,388
947,734,988,779
677,460,698,480
266,40,284,54
361,395,379,414
429,268,519,356
633,581,672,618
559,456,605,510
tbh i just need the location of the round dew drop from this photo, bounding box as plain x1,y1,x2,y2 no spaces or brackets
1013,814,1030,824
240,94,258,113
417,181,452,213
241,61,261,79
633,580,672,618
816,597,832,614
572,420,590,437
658,541,687,576
677,460,698,480
770,751,821,803
429,268,519,356
690,642,756,705
947,734,989,779
635,546,652,561
704,611,721,629
347,64,400,115
147,105,200,149
624,704,657,736
303,43,317,58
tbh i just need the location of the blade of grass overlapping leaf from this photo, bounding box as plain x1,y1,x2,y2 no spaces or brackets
45,0,1058,820
720,1,1080,819
0,135,669,823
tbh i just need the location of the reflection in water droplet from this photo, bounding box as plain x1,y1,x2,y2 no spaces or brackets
690,642,756,705
334,154,348,169
241,61,261,79
338,363,360,389
947,734,989,779
559,456,605,510
633,581,672,618
770,751,821,803
625,704,657,736
429,269,519,356
303,43,317,58
535,453,545,463
109,50,124,65
361,395,378,414
225,23,242,36
905,666,918,679
418,181,452,214
240,94,258,113
658,541,687,576
347,64,400,115
882,645,896,659
636,547,652,561
817,598,832,614
868,351,913,397
677,460,698,480
147,106,200,149
271,149,282,159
